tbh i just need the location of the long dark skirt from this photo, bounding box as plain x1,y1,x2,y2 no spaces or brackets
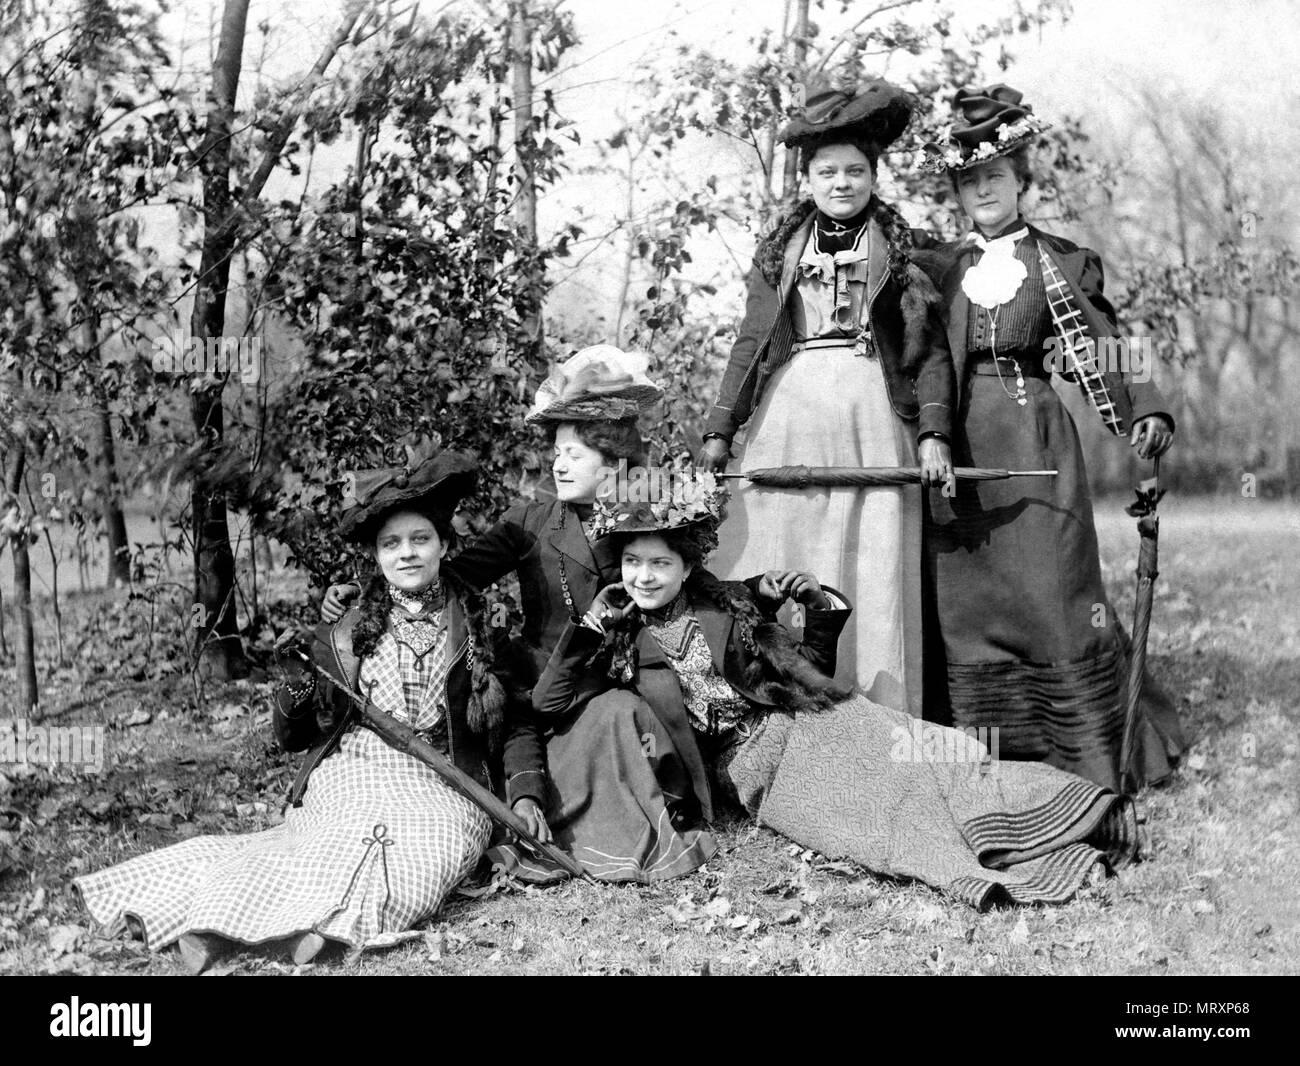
926,370,1185,790
492,691,717,883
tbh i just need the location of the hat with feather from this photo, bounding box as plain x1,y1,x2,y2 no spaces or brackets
526,345,663,425
337,440,477,543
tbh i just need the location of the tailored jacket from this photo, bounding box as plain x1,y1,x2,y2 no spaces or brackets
273,600,540,808
448,498,616,683
704,212,956,445
526,577,851,821
928,222,1174,429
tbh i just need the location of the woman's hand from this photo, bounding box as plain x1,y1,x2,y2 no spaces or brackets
919,437,956,493
698,437,731,473
583,582,637,633
757,569,831,610
1129,415,1173,460
321,582,360,623
512,798,552,844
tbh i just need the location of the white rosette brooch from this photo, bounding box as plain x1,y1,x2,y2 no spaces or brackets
960,242,1027,310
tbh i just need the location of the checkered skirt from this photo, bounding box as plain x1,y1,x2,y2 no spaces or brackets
75,727,490,952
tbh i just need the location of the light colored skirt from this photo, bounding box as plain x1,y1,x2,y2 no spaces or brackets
711,346,923,714
75,728,490,952
722,694,1137,908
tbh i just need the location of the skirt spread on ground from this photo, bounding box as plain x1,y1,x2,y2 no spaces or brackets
722,693,1137,908
492,690,718,883
75,727,490,952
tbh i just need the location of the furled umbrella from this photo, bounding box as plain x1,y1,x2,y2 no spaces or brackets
715,465,1057,488
1119,458,1166,793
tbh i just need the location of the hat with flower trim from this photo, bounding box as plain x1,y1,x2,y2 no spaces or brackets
588,470,729,545
920,84,1052,173
525,345,663,425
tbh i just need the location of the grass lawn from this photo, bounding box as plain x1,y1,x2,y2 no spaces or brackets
1,495,1296,975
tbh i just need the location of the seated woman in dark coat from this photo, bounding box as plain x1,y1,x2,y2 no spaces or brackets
531,474,1139,908
75,445,537,972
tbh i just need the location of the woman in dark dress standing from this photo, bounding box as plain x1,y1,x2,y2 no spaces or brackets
918,85,1185,790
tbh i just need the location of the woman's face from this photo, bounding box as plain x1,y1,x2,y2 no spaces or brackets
374,511,446,594
553,423,611,505
956,157,1022,235
621,534,691,611
806,143,875,220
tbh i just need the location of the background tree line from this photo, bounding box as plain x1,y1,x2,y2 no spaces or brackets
2,0,1294,713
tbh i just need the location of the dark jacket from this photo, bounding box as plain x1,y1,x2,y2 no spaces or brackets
448,498,616,683
927,223,1174,429
704,211,956,445
527,579,851,821
273,599,541,808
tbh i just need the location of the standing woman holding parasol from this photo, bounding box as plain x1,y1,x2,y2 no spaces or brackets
699,80,956,715
917,85,1185,791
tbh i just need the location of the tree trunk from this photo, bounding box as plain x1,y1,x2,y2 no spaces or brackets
188,0,251,680
6,447,37,715
85,302,130,587
780,0,810,202
511,0,543,357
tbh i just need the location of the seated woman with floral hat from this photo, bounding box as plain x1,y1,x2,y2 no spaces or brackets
75,444,537,973
532,474,1139,908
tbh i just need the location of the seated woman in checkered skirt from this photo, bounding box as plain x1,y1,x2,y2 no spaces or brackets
75,444,539,973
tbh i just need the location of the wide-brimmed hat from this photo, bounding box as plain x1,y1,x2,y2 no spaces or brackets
920,83,1052,173
525,345,662,425
778,77,915,153
588,470,729,542
338,440,478,543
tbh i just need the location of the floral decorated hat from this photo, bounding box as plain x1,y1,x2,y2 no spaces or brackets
525,345,663,425
920,84,1052,174
588,470,729,544
337,440,478,544
777,77,915,152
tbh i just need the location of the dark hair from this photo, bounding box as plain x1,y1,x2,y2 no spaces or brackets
799,134,880,175
609,520,720,573
364,504,457,555
553,417,648,467
949,144,1033,195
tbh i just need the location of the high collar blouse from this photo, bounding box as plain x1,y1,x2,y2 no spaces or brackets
790,220,873,341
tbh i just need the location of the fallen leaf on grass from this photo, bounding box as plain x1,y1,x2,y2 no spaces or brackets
703,896,731,919
1008,915,1030,946
48,924,85,957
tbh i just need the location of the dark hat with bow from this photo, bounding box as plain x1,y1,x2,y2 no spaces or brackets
920,83,1052,173
337,440,478,543
778,77,915,154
